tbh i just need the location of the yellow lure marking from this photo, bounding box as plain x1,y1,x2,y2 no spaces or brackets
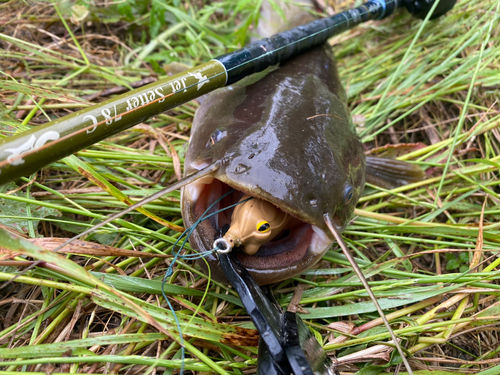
257,221,271,233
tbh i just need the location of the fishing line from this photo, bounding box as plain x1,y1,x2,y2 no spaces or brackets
36,0,394,251
0,0,394,285
161,189,252,374
3,0,396,283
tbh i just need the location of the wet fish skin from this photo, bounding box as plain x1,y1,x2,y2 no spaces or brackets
186,45,365,231
182,44,366,284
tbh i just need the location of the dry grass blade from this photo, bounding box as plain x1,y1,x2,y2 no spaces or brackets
1,0,500,374
29,238,173,258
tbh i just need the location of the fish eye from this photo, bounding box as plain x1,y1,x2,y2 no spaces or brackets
206,129,226,148
344,185,354,204
257,221,271,233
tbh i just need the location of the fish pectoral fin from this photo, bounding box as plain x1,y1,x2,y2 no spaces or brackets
365,156,425,189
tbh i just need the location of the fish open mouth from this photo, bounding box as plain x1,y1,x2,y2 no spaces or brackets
182,177,333,283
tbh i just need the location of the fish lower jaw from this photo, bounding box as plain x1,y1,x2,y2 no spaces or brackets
181,177,336,284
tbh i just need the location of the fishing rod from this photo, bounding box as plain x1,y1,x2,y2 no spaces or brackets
0,0,455,185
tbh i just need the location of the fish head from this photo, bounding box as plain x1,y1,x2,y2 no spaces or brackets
181,46,365,285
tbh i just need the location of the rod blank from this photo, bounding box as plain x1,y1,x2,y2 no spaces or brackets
0,0,457,185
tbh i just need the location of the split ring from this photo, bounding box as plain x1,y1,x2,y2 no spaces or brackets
214,238,232,254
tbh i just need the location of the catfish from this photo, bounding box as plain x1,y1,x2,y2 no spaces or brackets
181,42,423,285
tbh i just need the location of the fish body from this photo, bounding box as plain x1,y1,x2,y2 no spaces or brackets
181,44,366,285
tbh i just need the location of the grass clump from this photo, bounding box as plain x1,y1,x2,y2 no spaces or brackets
1,0,500,374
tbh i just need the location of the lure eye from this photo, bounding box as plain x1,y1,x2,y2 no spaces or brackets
344,185,354,204
257,221,271,233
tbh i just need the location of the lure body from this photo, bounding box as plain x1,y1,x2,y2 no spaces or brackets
223,194,292,256
181,45,366,284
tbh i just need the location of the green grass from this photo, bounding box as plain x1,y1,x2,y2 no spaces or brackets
1,0,500,374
